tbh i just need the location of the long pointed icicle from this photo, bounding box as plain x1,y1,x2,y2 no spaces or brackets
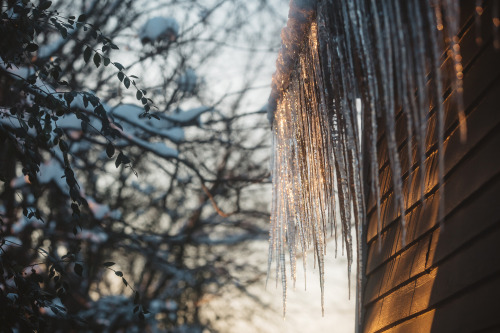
268,0,467,317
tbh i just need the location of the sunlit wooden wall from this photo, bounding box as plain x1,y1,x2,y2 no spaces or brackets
361,1,500,332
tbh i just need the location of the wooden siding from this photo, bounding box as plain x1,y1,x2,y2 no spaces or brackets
361,1,500,332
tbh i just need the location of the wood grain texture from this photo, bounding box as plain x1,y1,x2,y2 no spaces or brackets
361,1,500,332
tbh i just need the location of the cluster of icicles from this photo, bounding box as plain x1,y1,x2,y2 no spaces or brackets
267,0,495,317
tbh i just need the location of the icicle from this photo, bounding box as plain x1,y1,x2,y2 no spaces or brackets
267,0,467,318
410,0,430,204
370,0,407,241
425,0,446,227
442,0,467,142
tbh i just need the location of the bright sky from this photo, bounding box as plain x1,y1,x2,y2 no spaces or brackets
110,0,357,330
197,1,357,331
203,238,356,333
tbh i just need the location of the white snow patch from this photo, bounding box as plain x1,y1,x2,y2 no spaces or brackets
9,159,69,193
139,17,179,43
165,106,212,126
37,159,68,192
110,104,185,142
148,141,178,158
115,123,179,158
54,113,82,130
9,158,76,195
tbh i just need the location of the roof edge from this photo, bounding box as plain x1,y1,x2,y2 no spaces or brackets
267,0,317,125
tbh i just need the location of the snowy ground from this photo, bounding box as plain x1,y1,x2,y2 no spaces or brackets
203,238,356,333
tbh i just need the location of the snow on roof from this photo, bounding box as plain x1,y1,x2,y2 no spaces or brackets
165,106,212,126
139,16,179,43
177,68,197,93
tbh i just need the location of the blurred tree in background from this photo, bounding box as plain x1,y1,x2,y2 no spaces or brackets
0,0,285,331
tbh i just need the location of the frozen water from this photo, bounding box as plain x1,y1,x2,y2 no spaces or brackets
268,0,467,318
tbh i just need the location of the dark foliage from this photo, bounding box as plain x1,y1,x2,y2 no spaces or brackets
0,0,278,331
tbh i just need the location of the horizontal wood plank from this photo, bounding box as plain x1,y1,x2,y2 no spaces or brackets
363,226,500,332
368,17,500,213
364,175,500,304
367,76,500,243
383,275,500,333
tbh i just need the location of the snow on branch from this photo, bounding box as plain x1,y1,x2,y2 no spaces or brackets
139,16,179,44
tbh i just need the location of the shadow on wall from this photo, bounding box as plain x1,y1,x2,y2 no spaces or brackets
361,2,500,331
